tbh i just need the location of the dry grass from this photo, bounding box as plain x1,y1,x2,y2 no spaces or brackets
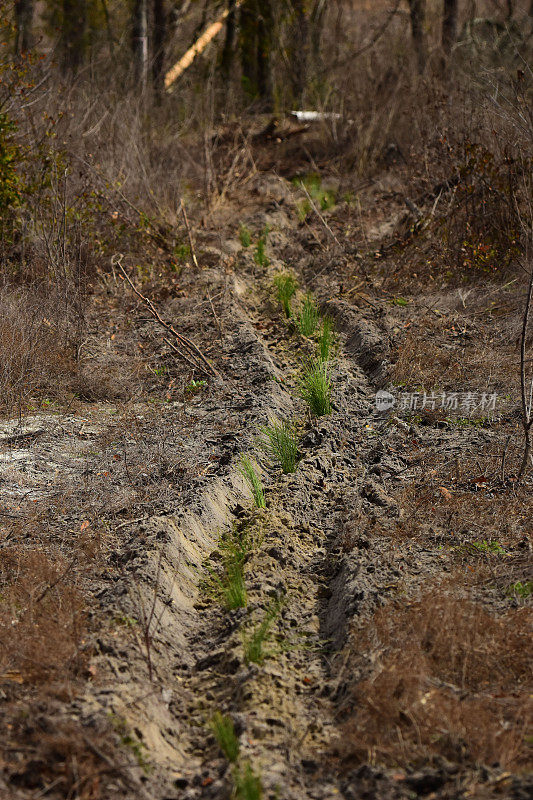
0,289,75,413
0,546,87,685
338,584,532,771
394,481,532,548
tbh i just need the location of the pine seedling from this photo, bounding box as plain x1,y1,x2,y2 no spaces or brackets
234,762,263,800
273,272,298,318
210,711,240,763
300,359,332,416
239,224,252,247
238,454,266,508
297,294,319,337
258,419,299,474
317,316,334,362
208,529,249,609
243,598,283,665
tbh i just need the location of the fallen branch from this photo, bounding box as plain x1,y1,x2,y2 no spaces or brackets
112,254,220,379
165,0,245,91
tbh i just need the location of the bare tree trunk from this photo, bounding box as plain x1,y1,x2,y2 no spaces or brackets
442,0,458,54
257,0,273,111
62,0,87,73
132,0,149,91
290,0,310,107
152,0,167,97
15,0,34,55
408,0,426,73
240,0,258,98
221,0,237,79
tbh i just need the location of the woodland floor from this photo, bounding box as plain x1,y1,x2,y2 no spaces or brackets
0,146,532,800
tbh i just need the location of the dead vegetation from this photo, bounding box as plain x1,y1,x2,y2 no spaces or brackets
337,583,532,772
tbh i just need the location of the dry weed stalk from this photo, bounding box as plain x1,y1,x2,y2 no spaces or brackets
517,260,533,480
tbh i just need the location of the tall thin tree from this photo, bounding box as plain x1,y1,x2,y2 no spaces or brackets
442,0,458,55
132,0,149,90
15,0,34,55
240,0,257,98
61,0,87,73
256,0,273,110
290,0,310,106
221,0,237,79
408,0,427,73
153,0,167,96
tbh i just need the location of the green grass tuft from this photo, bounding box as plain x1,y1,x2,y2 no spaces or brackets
210,711,240,763
297,294,319,337
239,224,252,248
317,316,334,361
300,359,332,416
234,762,263,800
258,418,299,474
238,454,266,508
206,527,253,610
273,272,298,318
243,598,283,665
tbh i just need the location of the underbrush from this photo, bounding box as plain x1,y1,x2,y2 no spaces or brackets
393,480,532,550
338,584,532,771
0,547,86,684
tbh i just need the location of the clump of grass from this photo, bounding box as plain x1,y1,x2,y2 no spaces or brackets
210,711,240,763
317,317,334,361
239,223,252,247
254,226,270,267
297,294,319,337
234,762,263,800
300,359,332,416
258,418,299,474
238,454,266,509
243,598,283,665
273,272,298,318
207,527,252,609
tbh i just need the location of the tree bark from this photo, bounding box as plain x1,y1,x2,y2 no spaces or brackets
408,0,427,73
221,0,237,79
61,0,87,73
290,0,310,107
240,0,258,98
132,0,149,91
311,0,326,63
442,0,458,54
15,0,34,54
256,0,273,111
152,0,167,97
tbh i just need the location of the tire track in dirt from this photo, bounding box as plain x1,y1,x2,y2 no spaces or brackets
147,215,405,800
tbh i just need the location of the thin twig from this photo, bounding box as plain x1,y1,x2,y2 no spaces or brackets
112,255,220,379
35,556,77,604
299,182,343,249
179,199,200,268
500,435,512,482
207,290,223,339
162,336,198,371
517,260,533,482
